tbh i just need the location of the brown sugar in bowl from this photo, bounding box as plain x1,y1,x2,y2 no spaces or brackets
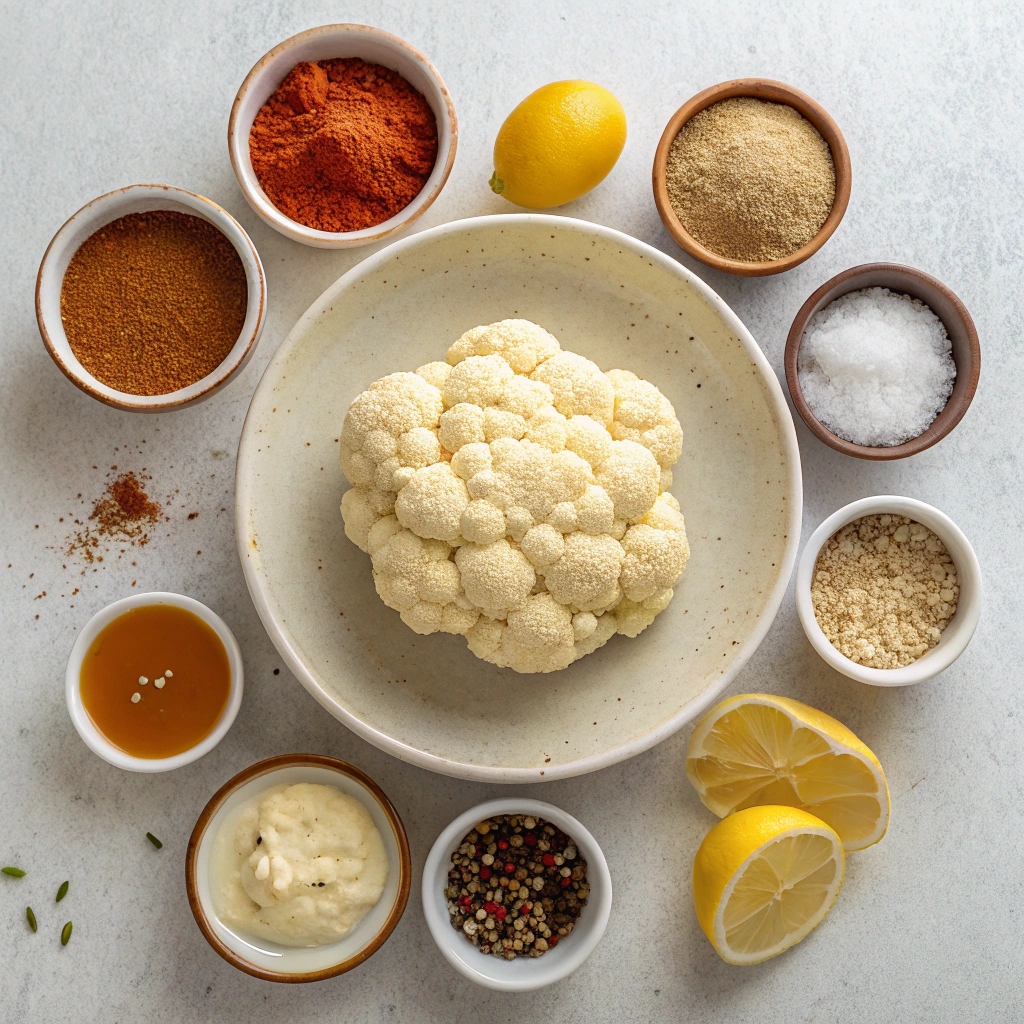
36,184,266,412
784,263,981,460
652,79,852,277
186,754,411,983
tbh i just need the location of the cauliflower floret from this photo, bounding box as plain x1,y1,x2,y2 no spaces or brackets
609,375,684,468
454,539,536,619
447,319,561,374
394,463,469,541
338,320,690,672
594,440,660,522
532,351,615,422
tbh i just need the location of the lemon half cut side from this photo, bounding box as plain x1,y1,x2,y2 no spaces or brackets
685,694,890,852
693,805,846,965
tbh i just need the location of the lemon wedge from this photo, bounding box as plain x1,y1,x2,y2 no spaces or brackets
693,805,846,965
686,694,890,851
490,81,627,209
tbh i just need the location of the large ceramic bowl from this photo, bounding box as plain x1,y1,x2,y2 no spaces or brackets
235,215,801,782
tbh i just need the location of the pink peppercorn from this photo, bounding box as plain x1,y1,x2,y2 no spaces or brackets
495,906,507,921
479,866,492,880
542,853,555,867
524,833,537,846
504,862,516,875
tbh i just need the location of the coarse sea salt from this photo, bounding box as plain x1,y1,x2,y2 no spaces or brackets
797,287,956,447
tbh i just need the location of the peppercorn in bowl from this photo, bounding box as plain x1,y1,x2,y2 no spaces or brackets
36,184,266,411
422,799,612,990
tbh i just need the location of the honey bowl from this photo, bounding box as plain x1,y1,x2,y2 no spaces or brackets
65,592,244,772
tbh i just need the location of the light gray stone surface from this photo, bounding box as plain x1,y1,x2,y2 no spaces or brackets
1,1,1020,1020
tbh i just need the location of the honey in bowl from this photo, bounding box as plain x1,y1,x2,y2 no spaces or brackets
80,604,231,759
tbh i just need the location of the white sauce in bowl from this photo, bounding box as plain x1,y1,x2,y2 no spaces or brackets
209,782,387,947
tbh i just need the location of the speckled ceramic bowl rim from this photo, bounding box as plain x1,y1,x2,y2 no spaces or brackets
185,754,412,983
234,212,803,782
652,78,852,277
65,592,244,771
784,263,981,459
795,496,982,685
228,23,458,248
36,184,267,411
421,798,612,991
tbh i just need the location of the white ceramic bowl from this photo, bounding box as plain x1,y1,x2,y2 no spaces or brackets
422,798,611,991
228,23,458,248
186,754,411,982
795,496,982,685
36,184,267,411
65,592,244,771
235,214,802,782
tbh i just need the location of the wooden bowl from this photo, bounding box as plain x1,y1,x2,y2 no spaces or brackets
186,754,411,982
784,263,980,460
652,79,852,277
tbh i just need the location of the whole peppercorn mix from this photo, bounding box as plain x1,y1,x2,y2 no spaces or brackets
445,814,589,959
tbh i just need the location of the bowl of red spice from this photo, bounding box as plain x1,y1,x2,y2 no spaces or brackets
36,184,267,411
228,24,457,248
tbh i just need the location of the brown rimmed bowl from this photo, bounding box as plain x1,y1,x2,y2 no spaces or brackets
36,184,267,411
785,263,980,459
186,754,411,982
652,79,852,277
229,24,458,248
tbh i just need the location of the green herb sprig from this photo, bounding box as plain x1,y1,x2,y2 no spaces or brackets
56,881,69,902
60,921,72,946
2,866,26,877
25,907,37,932
146,833,162,849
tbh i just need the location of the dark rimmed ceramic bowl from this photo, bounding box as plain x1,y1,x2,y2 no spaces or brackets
785,263,980,459
652,78,852,277
186,754,411,983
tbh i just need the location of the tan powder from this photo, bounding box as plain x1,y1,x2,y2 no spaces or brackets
665,97,836,262
811,514,958,669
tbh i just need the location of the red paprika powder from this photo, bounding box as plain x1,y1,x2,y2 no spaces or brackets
249,58,439,232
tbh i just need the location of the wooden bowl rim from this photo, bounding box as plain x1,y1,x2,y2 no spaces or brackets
783,262,981,460
185,753,412,983
652,78,852,277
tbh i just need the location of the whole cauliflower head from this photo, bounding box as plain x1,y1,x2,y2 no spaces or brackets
338,320,689,673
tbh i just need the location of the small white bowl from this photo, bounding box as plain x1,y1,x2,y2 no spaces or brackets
36,184,267,411
228,23,458,248
66,592,244,771
796,496,982,686
422,798,612,991
186,754,411,982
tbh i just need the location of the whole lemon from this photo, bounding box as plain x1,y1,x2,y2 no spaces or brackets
490,81,627,209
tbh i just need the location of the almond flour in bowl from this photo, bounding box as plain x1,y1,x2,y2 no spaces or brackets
811,514,959,669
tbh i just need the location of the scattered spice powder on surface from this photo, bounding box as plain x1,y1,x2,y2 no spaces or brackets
812,514,959,669
665,97,835,262
60,211,248,396
249,58,438,232
66,471,163,562
446,814,589,960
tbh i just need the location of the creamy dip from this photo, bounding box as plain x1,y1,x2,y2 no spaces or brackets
210,782,388,947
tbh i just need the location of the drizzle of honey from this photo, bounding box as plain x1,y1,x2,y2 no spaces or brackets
80,604,231,759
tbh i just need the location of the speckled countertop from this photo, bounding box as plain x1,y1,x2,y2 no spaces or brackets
1,1,1021,1021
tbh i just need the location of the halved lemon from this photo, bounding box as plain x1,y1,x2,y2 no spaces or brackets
693,805,845,965
686,694,890,851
